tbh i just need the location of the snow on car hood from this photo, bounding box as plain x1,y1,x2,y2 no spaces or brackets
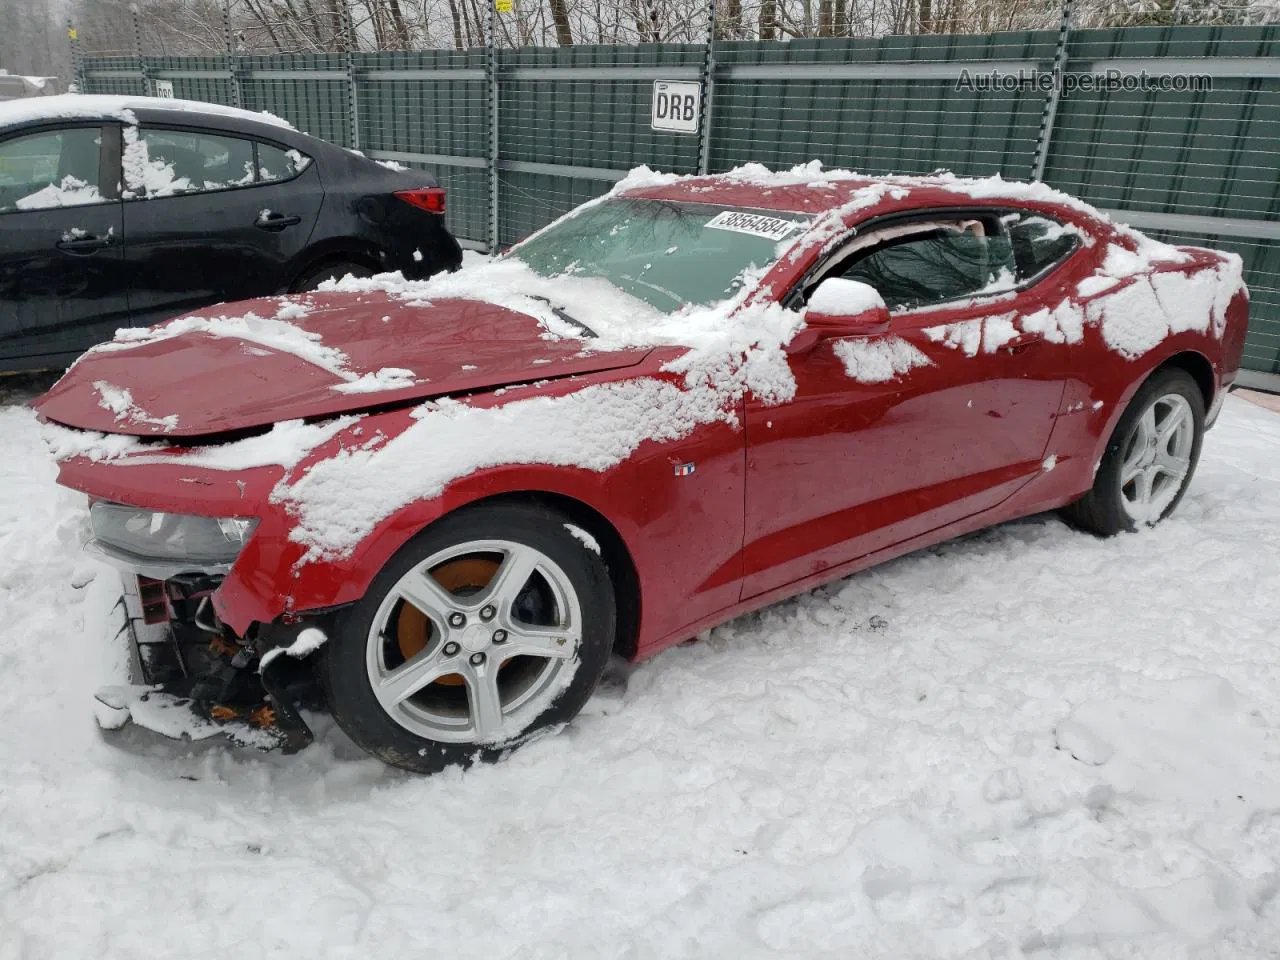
34,291,654,438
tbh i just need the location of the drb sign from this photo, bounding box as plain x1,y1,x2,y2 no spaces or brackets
651,80,701,134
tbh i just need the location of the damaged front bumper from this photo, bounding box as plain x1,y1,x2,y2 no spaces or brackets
93,563,323,755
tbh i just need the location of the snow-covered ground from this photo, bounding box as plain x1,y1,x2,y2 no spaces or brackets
1,388,1278,959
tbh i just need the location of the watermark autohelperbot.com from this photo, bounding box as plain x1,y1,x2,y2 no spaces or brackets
956,68,1212,95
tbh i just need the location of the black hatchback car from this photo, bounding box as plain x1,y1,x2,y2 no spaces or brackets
0,95,463,372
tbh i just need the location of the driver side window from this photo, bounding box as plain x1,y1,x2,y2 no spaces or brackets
835,221,1015,312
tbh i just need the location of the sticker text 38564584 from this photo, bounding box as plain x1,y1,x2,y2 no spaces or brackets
704,210,806,241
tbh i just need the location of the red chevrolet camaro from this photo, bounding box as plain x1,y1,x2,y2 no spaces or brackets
35,166,1249,772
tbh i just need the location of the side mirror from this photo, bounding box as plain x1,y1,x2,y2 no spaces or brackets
789,278,890,353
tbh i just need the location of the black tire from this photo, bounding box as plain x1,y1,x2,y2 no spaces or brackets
319,502,615,774
1060,366,1205,536
291,260,374,293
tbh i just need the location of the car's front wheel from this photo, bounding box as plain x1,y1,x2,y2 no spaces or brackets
1061,366,1205,536
319,502,615,774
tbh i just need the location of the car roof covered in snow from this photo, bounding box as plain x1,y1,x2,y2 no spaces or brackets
615,162,1107,225
0,93,295,134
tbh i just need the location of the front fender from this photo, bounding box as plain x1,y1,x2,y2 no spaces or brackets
213,461,642,636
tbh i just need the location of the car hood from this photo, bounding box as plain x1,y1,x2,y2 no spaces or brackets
35,292,652,438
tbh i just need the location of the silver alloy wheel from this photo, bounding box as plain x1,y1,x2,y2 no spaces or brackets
1118,392,1195,525
365,539,582,745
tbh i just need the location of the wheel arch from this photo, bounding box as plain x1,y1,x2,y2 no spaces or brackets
288,240,384,291
451,490,643,660
278,485,645,661
1061,345,1218,520
1156,349,1215,410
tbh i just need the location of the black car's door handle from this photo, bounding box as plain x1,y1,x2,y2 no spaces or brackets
55,234,116,255
255,211,303,231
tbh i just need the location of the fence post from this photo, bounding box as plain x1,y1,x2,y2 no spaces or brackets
222,0,242,108
66,18,85,93
130,4,152,96
1032,0,1073,182
698,0,718,175
131,4,153,97
486,1,500,254
341,0,361,150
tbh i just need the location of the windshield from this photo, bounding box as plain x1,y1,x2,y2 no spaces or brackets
509,198,810,313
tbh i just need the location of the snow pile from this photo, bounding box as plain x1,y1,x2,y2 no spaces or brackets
4,394,1280,955
284,149,310,173
40,416,354,471
1020,299,1086,344
92,302,356,382
16,174,103,210
923,318,984,356
1085,261,1243,360
41,423,147,462
162,418,357,471
276,377,737,560
618,162,1104,223
833,337,932,383
258,626,328,672
331,367,419,394
807,277,885,316
92,380,179,430
0,93,291,132
121,125,191,198
615,162,1102,223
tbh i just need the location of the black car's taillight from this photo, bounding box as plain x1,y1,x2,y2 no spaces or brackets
394,188,446,214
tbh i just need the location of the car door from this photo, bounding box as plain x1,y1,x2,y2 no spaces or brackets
741,212,1076,600
0,122,127,370
121,124,324,326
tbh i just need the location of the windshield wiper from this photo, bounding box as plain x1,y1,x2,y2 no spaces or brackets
530,296,597,338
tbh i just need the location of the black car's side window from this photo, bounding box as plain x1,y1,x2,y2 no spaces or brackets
256,143,312,183
124,128,313,198
838,220,1016,312
0,127,106,214
126,128,258,197
1003,211,1081,282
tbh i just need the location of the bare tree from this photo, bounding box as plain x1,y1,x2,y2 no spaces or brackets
57,0,1279,63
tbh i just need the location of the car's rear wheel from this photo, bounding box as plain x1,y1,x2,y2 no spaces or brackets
1061,366,1205,536
319,502,615,774
292,260,374,292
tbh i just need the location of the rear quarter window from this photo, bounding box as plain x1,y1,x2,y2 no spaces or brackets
1005,212,1081,282
257,143,311,183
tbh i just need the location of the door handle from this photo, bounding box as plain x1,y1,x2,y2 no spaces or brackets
56,234,116,255
1004,335,1040,355
255,211,302,231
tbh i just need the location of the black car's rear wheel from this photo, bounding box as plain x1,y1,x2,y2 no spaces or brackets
292,260,374,292
319,502,615,774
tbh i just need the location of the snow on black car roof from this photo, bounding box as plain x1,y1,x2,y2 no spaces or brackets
0,93,294,132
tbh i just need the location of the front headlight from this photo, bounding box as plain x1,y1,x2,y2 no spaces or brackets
89,502,259,565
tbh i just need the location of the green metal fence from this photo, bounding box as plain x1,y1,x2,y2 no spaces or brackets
77,25,1280,381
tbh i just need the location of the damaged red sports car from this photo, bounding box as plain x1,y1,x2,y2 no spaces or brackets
35,166,1249,773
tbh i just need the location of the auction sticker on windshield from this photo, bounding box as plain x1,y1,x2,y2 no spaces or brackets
705,210,805,241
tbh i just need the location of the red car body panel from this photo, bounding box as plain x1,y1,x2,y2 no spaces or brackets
38,174,1250,663
37,293,651,437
